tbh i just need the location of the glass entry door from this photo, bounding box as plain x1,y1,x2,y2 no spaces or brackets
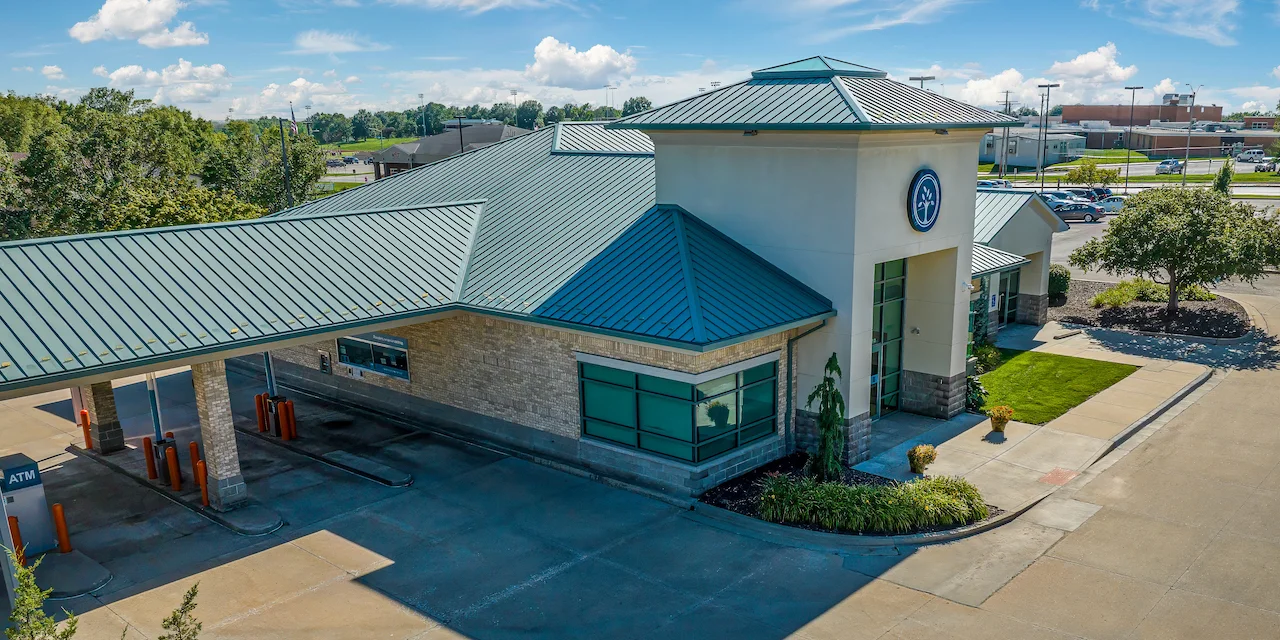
997,270,1020,327
870,260,906,420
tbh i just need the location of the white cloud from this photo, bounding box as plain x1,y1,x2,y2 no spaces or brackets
290,30,388,55
1046,43,1136,83
344,75,361,83
1151,78,1178,101
70,0,209,48
1239,100,1269,113
11,66,34,73
93,65,109,77
323,69,337,78
1273,65,1280,81
377,0,566,13
523,37,636,90
41,65,65,80
749,0,968,42
97,58,231,104
1086,0,1239,46
232,76,366,115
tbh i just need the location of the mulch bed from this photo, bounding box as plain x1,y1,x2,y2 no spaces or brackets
698,452,1003,536
1049,279,1251,339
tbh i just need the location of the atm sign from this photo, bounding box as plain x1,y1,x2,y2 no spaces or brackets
1,464,39,492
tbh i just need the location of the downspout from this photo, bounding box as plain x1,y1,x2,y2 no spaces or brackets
784,319,828,452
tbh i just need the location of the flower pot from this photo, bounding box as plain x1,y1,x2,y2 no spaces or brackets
991,418,1008,433
909,461,927,474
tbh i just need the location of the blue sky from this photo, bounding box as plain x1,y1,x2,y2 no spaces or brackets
5,0,1280,120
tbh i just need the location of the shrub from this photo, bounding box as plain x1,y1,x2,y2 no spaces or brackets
907,444,937,474
1048,264,1071,297
806,353,846,483
1091,278,1217,308
987,405,1014,432
966,375,987,413
757,473,989,534
973,344,1003,374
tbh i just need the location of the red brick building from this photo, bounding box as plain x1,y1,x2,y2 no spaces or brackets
1060,104,1222,126
1243,116,1278,131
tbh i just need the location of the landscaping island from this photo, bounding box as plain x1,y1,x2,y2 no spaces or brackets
1049,279,1250,339
700,453,998,536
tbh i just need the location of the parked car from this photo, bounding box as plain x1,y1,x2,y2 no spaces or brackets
1155,159,1183,175
1097,195,1128,212
1255,158,1278,172
363,157,374,165
1054,202,1106,223
1038,194,1074,209
325,158,344,168
1236,149,1265,163
1065,188,1097,201
1088,187,1113,200
1043,190,1090,203
342,156,357,164
978,179,1014,189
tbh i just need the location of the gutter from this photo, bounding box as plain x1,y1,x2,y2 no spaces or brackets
784,319,828,452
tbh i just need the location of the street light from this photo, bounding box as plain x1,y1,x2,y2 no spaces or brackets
418,93,426,138
1180,83,1204,187
909,75,935,90
1037,83,1060,192
1123,85,1144,194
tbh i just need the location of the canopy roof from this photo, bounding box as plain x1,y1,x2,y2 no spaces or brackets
971,243,1031,278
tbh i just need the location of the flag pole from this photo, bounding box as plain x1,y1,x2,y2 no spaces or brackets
278,116,294,209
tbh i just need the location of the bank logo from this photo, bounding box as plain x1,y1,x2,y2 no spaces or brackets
908,169,941,232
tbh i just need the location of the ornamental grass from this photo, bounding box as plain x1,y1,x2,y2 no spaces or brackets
757,474,989,535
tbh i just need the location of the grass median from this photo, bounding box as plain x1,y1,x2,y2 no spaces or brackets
980,348,1138,424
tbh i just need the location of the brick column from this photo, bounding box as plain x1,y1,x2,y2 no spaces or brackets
900,370,967,420
192,360,247,511
78,382,124,454
795,410,874,465
1017,293,1049,326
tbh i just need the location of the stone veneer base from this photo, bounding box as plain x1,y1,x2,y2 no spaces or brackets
900,370,967,420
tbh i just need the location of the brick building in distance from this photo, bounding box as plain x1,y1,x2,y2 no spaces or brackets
1060,103,1222,127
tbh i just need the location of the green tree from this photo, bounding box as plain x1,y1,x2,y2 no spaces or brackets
1069,187,1280,314
544,106,564,125
1212,159,1234,194
621,96,652,116
1048,104,1063,116
515,99,543,129
351,109,382,141
103,179,263,231
6,549,77,640
805,353,846,483
245,131,325,212
487,102,516,125
1014,106,1038,117
0,93,62,153
157,583,202,640
1064,158,1121,189
78,87,142,116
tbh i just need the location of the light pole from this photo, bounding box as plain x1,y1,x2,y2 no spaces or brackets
1123,85,1143,194
1180,83,1203,187
909,75,935,90
418,93,426,138
1037,83,1060,191
304,104,312,134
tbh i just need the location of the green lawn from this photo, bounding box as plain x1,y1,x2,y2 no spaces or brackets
1051,149,1151,166
980,349,1138,425
319,137,417,152
1009,172,1280,185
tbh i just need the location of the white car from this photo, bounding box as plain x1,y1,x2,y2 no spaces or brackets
1236,149,1265,163
1097,195,1128,212
1155,159,1183,175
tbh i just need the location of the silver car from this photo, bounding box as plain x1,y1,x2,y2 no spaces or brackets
1097,195,1128,212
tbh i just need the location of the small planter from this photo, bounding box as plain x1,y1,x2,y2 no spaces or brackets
907,444,936,474
987,405,1014,433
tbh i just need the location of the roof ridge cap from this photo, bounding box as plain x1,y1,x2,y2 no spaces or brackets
668,207,708,344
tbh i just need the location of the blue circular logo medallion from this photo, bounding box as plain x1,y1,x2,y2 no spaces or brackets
907,169,941,232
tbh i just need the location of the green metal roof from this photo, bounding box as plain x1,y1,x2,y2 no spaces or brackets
0,123,833,394
607,57,1019,132
971,243,1030,278
552,122,653,155
974,189,1068,244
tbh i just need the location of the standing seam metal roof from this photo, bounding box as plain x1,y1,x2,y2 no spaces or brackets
552,122,654,155
971,243,1030,277
974,189,1069,243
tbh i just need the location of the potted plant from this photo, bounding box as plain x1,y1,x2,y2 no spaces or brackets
987,405,1014,433
907,444,936,474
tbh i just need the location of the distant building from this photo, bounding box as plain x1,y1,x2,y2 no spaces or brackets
980,130,1086,169
1243,116,1277,131
1059,103,1222,126
371,121,532,179
1127,124,1280,159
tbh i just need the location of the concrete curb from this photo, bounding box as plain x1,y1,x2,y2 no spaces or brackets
70,445,284,537
1093,367,1213,463
36,550,113,600
233,426,413,488
685,492,1048,553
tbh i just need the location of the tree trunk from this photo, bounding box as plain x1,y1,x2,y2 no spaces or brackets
1166,271,1179,315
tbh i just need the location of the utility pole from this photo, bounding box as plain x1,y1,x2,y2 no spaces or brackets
1123,85,1143,194
277,117,293,209
909,75,935,90
1181,83,1203,187
999,90,1014,179
1037,83,1060,192
510,89,518,124
456,115,465,154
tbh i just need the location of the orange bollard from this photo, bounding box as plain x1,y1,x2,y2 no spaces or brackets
51,504,71,554
255,393,267,432
196,460,209,507
287,400,299,439
282,400,296,441
188,442,200,476
165,446,181,491
164,431,174,441
142,436,157,480
7,516,23,567
79,409,93,450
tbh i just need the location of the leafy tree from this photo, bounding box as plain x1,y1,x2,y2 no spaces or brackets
592,105,620,120
0,93,61,153
78,87,142,116
351,109,382,141
1069,187,1280,314
487,102,516,125
244,131,325,212
6,549,77,640
544,106,564,125
805,353,846,483
157,583,202,640
1212,159,1234,194
103,179,263,231
1013,106,1038,117
515,100,543,129
1048,105,1063,116
621,96,652,116
1064,158,1120,189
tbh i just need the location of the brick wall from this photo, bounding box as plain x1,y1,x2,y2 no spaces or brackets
191,360,246,510
1017,293,1049,326
900,370,966,419
266,313,800,496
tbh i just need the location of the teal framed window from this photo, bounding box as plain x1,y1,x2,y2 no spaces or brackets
578,359,778,463
871,259,906,420
337,333,410,380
